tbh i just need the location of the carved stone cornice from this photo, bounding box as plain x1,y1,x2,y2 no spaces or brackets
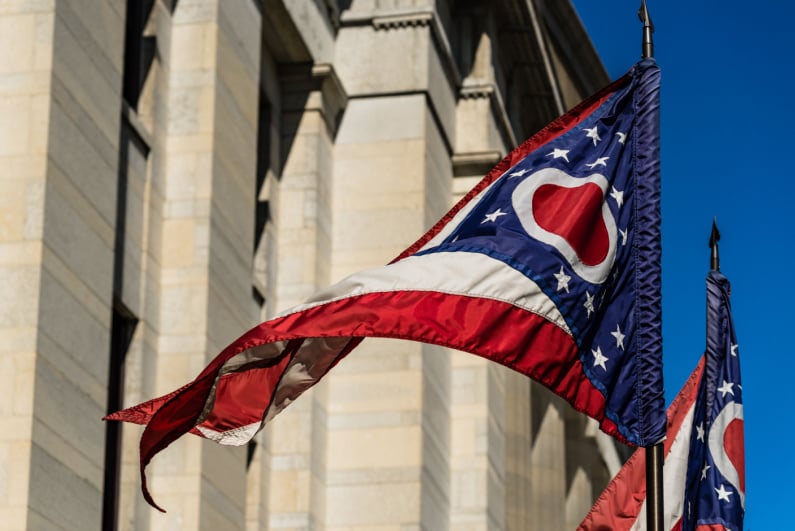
340,9,462,88
371,12,432,30
459,84,494,100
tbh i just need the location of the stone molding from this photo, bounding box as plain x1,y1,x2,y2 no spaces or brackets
459,82,517,149
452,150,503,178
279,62,348,137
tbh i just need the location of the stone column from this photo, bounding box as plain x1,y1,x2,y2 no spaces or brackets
318,9,456,529
564,415,624,529
503,373,534,531
147,0,261,529
0,3,55,527
447,8,528,529
0,2,126,529
323,91,436,528
564,410,594,529
261,62,346,531
528,386,567,530
117,1,172,527
449,356,506,531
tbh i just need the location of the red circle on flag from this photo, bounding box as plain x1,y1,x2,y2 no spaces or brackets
512,167,618,284
532,183,609,267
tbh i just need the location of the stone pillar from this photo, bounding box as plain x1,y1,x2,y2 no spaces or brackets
529,386,567,530
447,8,526,529
116,1,172,527
0,2,126,529
449,356,506,531
0,3,55,527
147,0,261,529
503,373,534,531
564,410,594,529
324,91,435,527
261,62,346,531
564,416,623,529
317,9,455,529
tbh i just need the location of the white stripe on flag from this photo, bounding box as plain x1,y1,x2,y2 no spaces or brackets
282,251,571,334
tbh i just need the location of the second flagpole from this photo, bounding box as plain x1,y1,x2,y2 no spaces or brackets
638,2,665,530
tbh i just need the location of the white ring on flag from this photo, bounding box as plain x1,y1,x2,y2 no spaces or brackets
708,401,745,508
512,168,617,285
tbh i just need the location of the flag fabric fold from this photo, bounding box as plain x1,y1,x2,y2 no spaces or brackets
106,59,666,510
578,270,745,531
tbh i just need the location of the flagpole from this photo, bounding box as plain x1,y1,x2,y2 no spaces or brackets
638,2,664,530
645,442,664,530
639,0,654,59
710,218,720,271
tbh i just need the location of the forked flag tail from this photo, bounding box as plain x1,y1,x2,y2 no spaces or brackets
106,59,665,511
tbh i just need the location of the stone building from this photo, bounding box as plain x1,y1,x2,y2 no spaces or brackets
0,0,627,529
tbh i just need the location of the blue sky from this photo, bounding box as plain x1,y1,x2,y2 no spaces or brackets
571,1,792,529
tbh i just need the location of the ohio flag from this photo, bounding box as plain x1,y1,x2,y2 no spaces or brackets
579,270,745,530
107,59,666,511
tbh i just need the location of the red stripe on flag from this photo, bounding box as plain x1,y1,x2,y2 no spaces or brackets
196,290,600,435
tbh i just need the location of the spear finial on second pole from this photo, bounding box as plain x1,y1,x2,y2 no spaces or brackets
710,218,721,271
638,0,654,59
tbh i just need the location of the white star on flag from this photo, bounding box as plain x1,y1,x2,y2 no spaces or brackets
619,228,628,246
592,346,608,371
554,266,571,294
610,186,624,208
584,292,595,318
616,132,627,144
717,380,735,397
509,168,529,178
731,343,738,357
584,126,601,145
696,422,705,442
481,208,507,224
586,157,609,169
547,148,570,162
715,484,733,503
611,324,625,350
701,463,711,480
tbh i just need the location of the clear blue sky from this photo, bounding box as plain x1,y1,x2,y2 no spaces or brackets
571,1,791,529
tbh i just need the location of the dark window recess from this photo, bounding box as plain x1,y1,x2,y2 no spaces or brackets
247,439,258,470
252,92,271,309
102,304,138,531
254,95,272,250
252,285,265,308
122,0,156,109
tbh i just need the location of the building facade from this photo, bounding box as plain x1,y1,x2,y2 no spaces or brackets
0,1,627,529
